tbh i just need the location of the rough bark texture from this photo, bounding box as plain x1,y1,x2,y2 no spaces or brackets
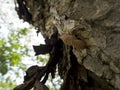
15,0,120,90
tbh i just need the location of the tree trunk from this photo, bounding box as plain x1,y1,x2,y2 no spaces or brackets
15,0,120,90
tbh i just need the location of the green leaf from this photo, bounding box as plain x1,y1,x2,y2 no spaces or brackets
10,53,22,65
12,43,20,49
0,39,5,46
0,63,8,75
0,81,16,90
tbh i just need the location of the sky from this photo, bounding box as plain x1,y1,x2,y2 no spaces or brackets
0,0,44,43
0,0,45,65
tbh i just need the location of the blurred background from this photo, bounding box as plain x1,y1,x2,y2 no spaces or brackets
0,0,61,90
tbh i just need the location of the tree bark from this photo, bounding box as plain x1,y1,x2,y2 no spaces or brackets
15,0,120,90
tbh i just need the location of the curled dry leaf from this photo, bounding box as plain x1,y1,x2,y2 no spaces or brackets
60,34,87,49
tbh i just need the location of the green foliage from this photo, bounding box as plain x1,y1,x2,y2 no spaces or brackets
36,54,49,63
0,62,8,75
0,27,31,89
0,77,16,90
0,82,16,90
0,28,29,75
